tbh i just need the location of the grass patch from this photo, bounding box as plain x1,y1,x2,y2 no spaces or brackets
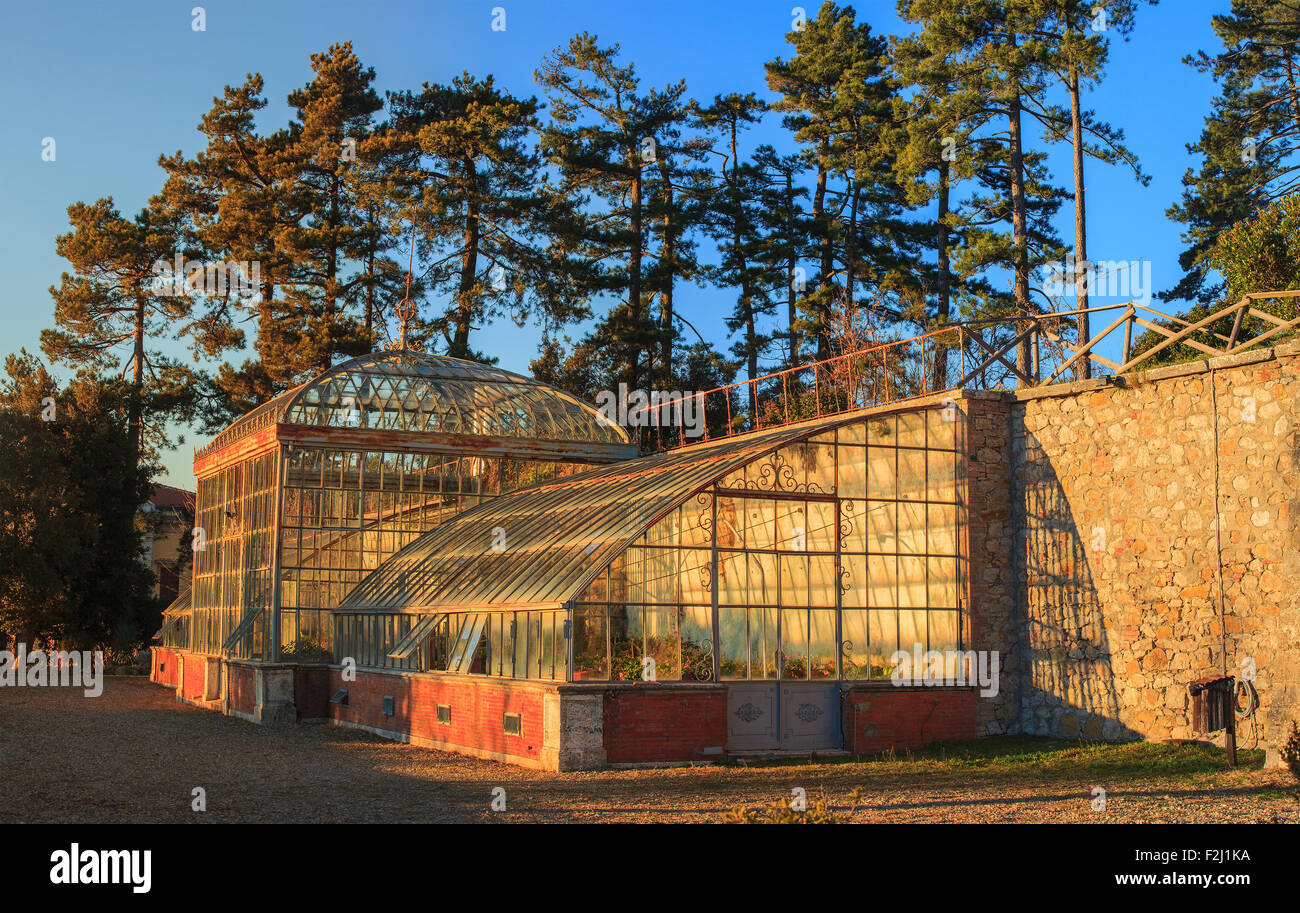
728,736,1264,782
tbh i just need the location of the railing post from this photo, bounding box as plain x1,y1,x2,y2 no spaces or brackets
1122,304,1133,367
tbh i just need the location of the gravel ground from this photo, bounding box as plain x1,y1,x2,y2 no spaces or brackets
1,677,1296,824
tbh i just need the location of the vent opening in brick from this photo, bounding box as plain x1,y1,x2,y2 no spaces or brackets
382,695,395,716
437,704,451,725
503,712,522,736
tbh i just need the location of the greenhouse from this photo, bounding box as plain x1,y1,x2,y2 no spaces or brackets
153,348,994,768
151,350,635,714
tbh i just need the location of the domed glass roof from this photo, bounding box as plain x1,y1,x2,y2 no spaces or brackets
195,350,629,461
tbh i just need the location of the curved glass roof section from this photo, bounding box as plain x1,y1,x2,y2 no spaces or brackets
196,350,628,459
338,416,858,615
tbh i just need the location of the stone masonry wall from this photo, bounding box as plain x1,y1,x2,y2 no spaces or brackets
963,394,1019,736
1007,343,1300,763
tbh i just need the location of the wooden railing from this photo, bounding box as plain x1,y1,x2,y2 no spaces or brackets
631,290,1300,451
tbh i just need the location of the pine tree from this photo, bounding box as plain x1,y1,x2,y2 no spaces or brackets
536,34,690,392
751,145,810,367
766,2,906,362
1166,0,1300,306
41,199,200,467
897,0,1069,381
274,42,383,377
694,93,774,416
1038,0,1151,378
381,73,566,361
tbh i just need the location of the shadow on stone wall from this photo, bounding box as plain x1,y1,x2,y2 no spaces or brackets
1016,430,1138,742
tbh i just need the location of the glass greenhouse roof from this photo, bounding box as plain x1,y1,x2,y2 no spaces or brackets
337,413,871,615
195,350,630,461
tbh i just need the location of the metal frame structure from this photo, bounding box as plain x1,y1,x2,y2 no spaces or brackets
334,401,967,688
160,350,635,662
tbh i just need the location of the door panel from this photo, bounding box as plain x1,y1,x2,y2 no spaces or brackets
726,683,779,750
779,682,841,751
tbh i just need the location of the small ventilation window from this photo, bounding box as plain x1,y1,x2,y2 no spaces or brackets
382,695,395,716
330,689,349,706
503,712,522,736
436,704,452,725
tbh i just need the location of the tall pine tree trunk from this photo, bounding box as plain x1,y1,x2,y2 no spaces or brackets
813,143,832,362
659,157,676,388
1069,64,1091,380
629,166,643,390
934,158,952,390
129,294,145,468
1007,45,1033,381
454,188,481,359
786,173,800,367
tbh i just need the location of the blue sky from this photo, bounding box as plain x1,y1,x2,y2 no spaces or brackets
0,0,1230,487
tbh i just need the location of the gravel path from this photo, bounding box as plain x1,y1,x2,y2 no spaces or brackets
1,677,1295,823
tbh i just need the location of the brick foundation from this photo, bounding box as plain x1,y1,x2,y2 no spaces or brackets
327,668,549,766
601,686,728,764
843,686,978,753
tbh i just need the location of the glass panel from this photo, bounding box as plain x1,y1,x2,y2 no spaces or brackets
680,495,713,548
866,415,894,444
780,609,808,679
868,555,897,608
897,501,926,554
572,605,607,681
899,608,927,655
514,613,530,679
868,609,898,679
899,556,927,606
718,550,747,605
779,554,809,606
489,613,505,676
836,445,866,497
928,502,958,555
928,449,958,502
678,549,712,604
867,446,896,499
609,604,644,681
929,556,959,608
805,501,836,552
808,555,837,607
898,449,926,501
748,552,777,604
928,407,958,450
744,498,775,550
808,610,836,679
842,609,870,680
645,606,680,680
841,553,867,608
775,500,806,551
719,607,747,680
751,607,779,679
930,610,959,656
680,606,713,682
540,613,556,680
839,499,865,552
715,497,745,549
838,421,867,445
897,411,926,447
807,443,836,493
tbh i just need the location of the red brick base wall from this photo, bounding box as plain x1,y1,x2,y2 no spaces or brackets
229,664,255,715
603,688,728,764
151,648,178,688
329,670,547,764
844,688,977,753
294,667,330,720
181,654,207,702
